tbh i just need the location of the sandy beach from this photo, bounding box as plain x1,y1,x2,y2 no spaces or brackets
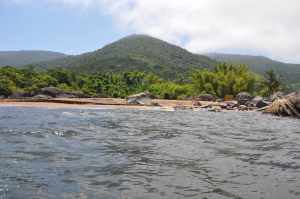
0,98,205,110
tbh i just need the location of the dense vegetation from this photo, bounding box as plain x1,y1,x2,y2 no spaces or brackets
0,51,66,67
32,35,217,79
0,64,282,99
207,53,300,86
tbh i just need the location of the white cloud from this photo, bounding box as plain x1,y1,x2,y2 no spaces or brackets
6,0,300,62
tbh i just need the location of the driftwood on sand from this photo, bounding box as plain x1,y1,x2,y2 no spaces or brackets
264,92,300,118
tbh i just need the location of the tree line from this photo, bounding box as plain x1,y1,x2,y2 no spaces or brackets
0,64,282,99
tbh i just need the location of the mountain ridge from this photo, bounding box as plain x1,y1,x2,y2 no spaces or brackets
32,34,217,79
0,50,67,67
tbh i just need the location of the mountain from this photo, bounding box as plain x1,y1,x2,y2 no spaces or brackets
0,50,67,67
36,35,217,79
207,53,300,84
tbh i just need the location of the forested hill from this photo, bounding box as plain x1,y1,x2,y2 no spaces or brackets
207,53,300,84
34,35,217,79
0,51,67,67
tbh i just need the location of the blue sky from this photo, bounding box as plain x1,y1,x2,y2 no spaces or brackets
1,0,300,63
0,1,131,55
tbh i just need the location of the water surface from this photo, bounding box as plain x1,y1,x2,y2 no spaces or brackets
0,107,300,199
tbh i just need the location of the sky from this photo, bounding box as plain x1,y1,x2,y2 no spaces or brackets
1,0,300,63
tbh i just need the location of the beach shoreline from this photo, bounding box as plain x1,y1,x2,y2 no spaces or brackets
0,98,205,110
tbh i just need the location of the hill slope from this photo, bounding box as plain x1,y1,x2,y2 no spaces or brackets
0,51,67,67
37,35,217,79
207,53,300,84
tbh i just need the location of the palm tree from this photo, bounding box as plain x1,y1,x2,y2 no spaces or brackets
263,69,282,96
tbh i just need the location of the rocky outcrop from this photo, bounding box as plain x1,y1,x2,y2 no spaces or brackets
126,92,152,105
249,96,270,108
265,92,300,118
40,87,62,97
236,92,253,105
196,94,216,102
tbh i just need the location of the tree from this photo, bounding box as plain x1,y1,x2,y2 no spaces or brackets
262,69,282,96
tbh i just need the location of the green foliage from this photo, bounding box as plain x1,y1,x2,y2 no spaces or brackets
0,64,281,99
207,53,300,85
191,64,262,97
261,69,282,96
31,35,217,80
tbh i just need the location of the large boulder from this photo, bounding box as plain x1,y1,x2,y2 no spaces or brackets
251,96,270,108
197,94,216,102
32,94,52,100
126,92,152,105
236,92,253,105
40,87,63,97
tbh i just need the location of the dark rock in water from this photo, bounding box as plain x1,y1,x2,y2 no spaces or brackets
126,92,152,105
197,94,215,102
41,87,62,97
236,92,253,105
270,92,284,102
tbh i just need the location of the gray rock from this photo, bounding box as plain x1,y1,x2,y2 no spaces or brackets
197,94,216,102
33,94,52,100
236,92,253,105
251,96,270,108
238,105,248,111
126,92,152,105
41,87,63,97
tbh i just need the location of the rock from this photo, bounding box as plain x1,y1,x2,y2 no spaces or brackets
193,101,202,107
174,105,193,110
0,95,5,99
150,102,161,107
208,106,222,112
32,94,52,100
41,87,63,97
236,92,253,105
126,92,152,105
238,105,248,111
251,96,270,108
197,94,216,102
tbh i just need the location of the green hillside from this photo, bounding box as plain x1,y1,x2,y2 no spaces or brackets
0,51,67,67
207,53,300,84
35,35,217,79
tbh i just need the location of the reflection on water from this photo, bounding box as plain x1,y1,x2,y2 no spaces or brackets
0,107,300,199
